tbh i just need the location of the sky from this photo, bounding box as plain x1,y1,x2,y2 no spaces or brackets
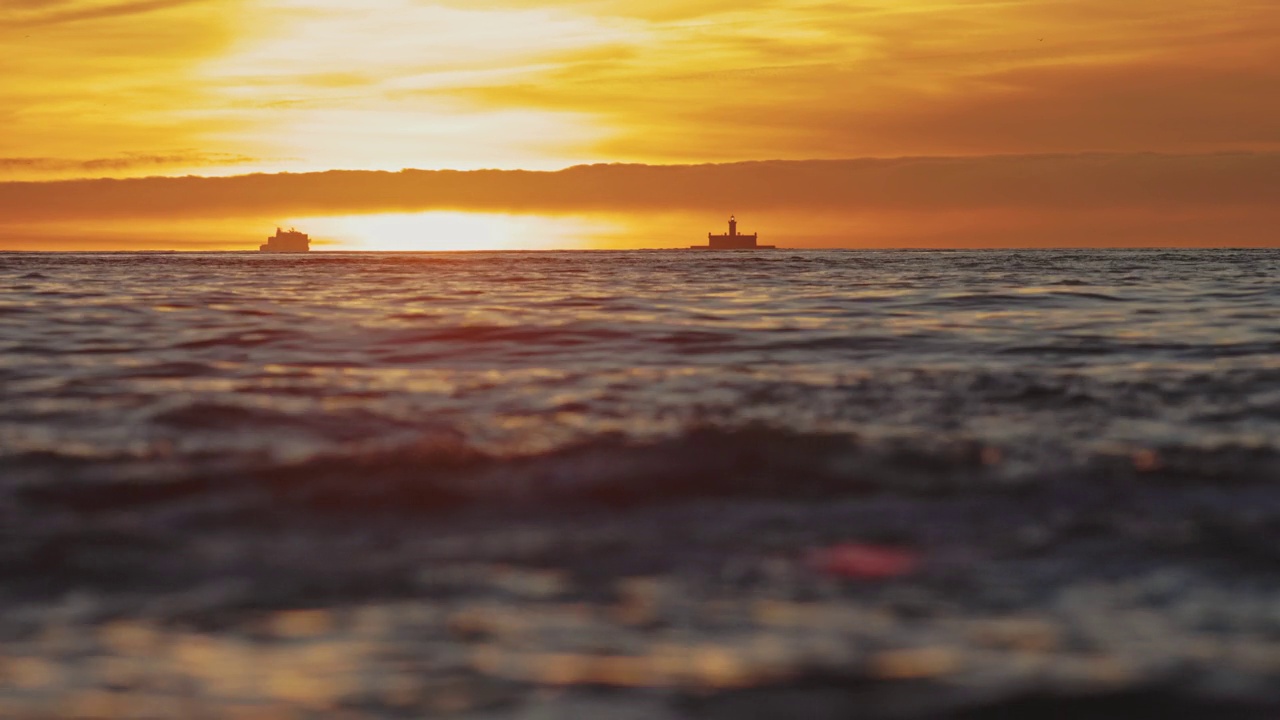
2,0,1278,249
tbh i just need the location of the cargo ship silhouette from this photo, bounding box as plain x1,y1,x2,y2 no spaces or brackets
260,227,310,252
692,216,775,249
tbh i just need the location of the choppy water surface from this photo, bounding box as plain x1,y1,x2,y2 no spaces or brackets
4,249,1280,487
2,249,1279,717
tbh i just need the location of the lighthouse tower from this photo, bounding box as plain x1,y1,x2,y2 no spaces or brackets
728,215,738,237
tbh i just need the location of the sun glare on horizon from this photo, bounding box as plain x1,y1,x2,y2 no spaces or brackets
294,211,620,251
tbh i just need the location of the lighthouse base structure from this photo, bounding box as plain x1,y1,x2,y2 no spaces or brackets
692,216,775,249
691,239,776,249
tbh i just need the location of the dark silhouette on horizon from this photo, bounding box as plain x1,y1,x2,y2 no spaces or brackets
260,227,310,252
693,215,776,249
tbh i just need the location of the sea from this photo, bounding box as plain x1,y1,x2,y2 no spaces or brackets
2,249,1279,717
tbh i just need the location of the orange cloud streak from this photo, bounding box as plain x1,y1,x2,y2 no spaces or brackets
4,0,1279,180
3,0,1278,248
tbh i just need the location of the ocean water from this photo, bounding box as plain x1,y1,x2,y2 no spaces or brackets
2,249,1279,717
4,249,1280,492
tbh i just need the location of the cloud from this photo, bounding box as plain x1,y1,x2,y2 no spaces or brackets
425,0,768,23
0,0,251,178
2,0,1278,180
1,152,1275,215
441,0,1280,161
0,152,257,179
2,0,207,27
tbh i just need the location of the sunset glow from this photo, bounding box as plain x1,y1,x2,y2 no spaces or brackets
2,0,1278,249
300,212,616,251
6,4,1280,711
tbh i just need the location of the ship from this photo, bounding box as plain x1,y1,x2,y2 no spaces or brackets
260,227,310,252
691,216,775,249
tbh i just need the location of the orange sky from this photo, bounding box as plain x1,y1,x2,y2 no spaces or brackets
2,0,1278,249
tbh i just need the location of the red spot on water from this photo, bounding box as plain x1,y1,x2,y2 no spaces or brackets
806,544,920,579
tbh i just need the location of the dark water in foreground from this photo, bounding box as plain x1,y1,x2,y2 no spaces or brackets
1,249,1279,717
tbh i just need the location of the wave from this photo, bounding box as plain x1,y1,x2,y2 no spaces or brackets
12,427,1279,523
926,290,1126,308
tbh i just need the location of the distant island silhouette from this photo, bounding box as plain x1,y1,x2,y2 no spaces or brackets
692,216,776,249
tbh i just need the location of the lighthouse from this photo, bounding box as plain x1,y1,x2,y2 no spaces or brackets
692,216,775,249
